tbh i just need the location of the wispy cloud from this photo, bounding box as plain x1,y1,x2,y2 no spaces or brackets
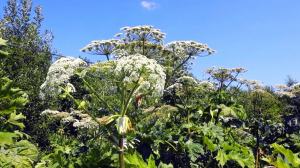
141,1,159,10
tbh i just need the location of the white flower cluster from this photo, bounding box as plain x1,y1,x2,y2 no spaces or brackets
166,83,183,93
205,67,248,74
237,78,262,89
276,91,296,98
111,49,129,58
252,89,268,95
275,84,288,90
41,110,75,123
40,109,60,116
275,83,300,98
118,25,166,44
73,117,98,129
41,109,101,129
69,110,98,129
114,53,166,97
165,41,216,56
80,39,124,55
198,81,216,92
204,67,248,83
40,57,87,99
176,76,198,85
289,83,300,91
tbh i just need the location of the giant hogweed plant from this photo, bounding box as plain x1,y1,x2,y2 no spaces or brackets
40,53,166,167
81,25,216,88
40,25,217,167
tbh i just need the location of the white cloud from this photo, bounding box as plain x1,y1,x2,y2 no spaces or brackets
141,1,159,10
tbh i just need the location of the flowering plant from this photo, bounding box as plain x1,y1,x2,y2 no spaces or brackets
39,57,87,99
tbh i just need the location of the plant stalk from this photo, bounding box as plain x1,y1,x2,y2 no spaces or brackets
119,137,125,168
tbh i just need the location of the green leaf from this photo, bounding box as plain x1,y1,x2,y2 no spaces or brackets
216,150,229,166
0,132,18,146
124,151,156,168
186,139,204,162
0,140,38,168
0,78,23,100
175,104,185,110
147,155,156,168
272,143,300,167
262,143,300,168
158,162,174,168
262,155,291,168
216,142,255,168
6,112,26,130
124,151,146,167
0,38,7,46
182,123,193,129
1,97,27,114
203,136,217,151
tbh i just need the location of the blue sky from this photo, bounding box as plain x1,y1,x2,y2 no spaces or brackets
0,0,299,86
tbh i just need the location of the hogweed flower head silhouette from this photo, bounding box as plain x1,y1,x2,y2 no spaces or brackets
80,39,124,60
118,25,166,44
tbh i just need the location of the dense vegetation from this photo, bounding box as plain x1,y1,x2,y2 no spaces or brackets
0,1,299,168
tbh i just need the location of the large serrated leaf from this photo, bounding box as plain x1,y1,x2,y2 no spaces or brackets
0,140,38,168
6,112,26,130
158,162,174,168
203,136,217,151
0,132,18,146
124,151,158,168
216,150,228,166
216,142,255,168
1,97,27,114
262,143,300,168
186,139,204,162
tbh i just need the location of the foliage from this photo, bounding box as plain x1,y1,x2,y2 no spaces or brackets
124,151,173,168
0,140,38,168
0,0,54,149
0,37,38,168
0,7,299,167
262,143,300,168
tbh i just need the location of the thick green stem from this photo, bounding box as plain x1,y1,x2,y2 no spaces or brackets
119,137,125,168
173,55,192,73
122,84,139,116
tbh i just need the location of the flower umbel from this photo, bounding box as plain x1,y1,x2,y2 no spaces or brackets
40,57,87,99
114,53,166,97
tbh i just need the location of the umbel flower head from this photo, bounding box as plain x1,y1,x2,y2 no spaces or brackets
165,41,216,57
117,25,166,44
176,76,198,86
204,67,247,83
115,53,166,97
40,57,87,99
80,39,124,60
275,83,300,98
80,39,124,54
